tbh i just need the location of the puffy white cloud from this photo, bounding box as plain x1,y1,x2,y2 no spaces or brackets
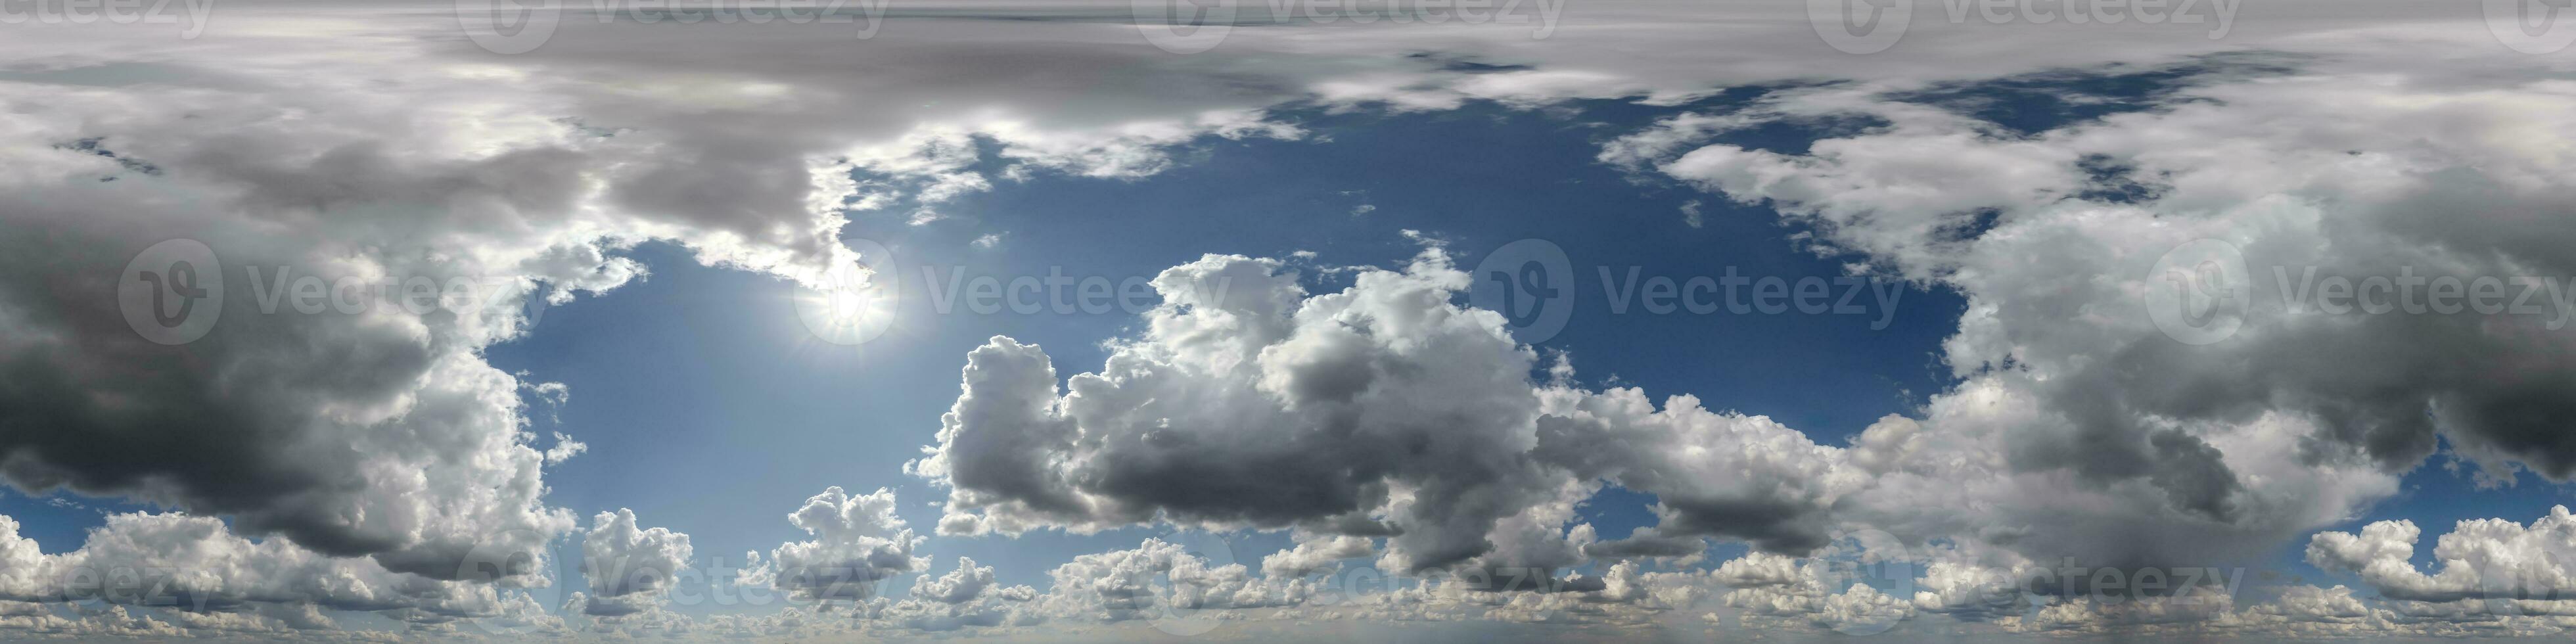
858,557,1041,633
1260,533,1377,579
911,249,1573,574
575,509,693,616
1537,389,1864,553
909,242,1925,585
2000,587,2236,635
1033,538,1302,625
2309,506,2576,604
766,486,929,603
0,511,572,637
909,557,1001,606
2226,578,2576,639
540,433,588,466
1713,552,1805,590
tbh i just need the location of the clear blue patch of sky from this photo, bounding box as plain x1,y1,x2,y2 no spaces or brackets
0,491,158,555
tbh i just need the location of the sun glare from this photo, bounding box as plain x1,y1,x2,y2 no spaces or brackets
792,262,896,346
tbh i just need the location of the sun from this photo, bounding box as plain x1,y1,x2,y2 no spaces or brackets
791,261,896,346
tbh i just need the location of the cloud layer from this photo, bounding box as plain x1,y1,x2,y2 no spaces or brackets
4,0,2575,641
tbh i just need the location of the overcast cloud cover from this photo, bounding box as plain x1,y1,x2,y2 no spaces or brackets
3,0,2576,640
